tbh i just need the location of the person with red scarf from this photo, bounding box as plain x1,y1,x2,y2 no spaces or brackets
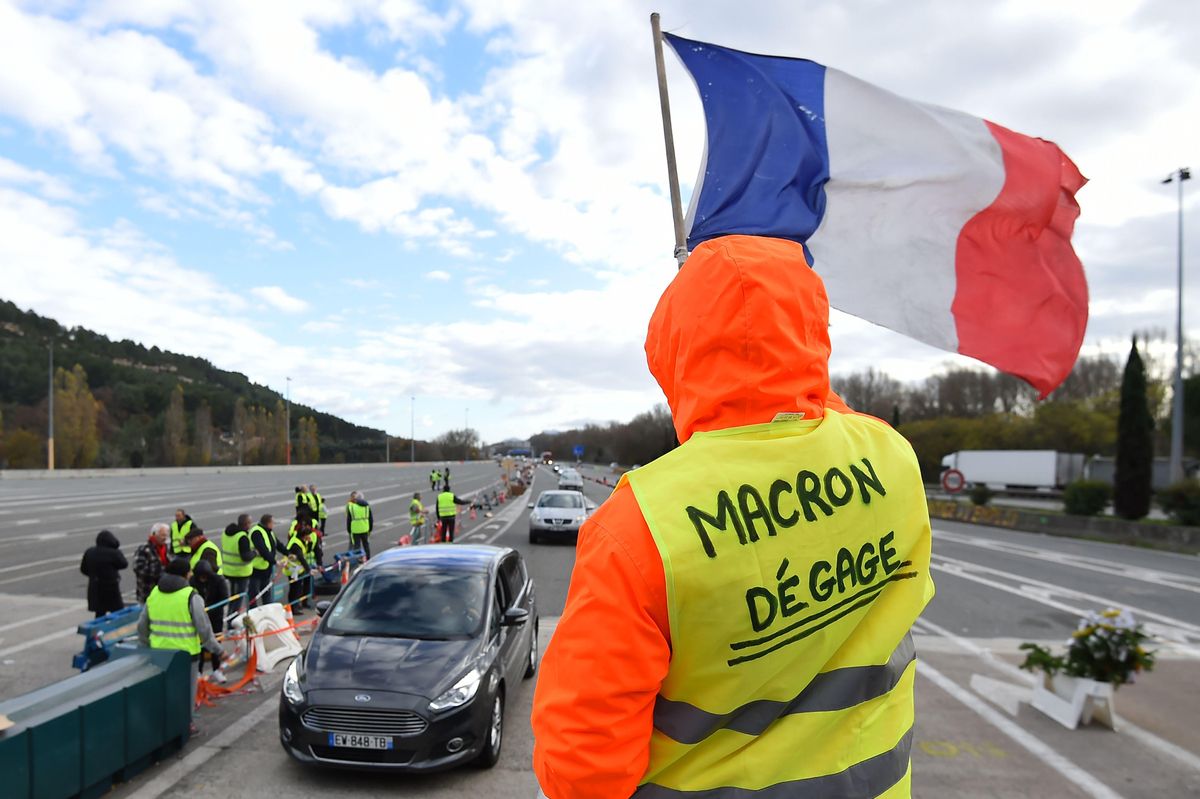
133,523,171,603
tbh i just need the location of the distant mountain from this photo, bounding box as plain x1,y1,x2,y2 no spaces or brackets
0,299,390,467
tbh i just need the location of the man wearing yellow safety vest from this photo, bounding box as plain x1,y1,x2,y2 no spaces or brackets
284,519,314,615
345,491,374,558
309,484,328,532
408,492,427,545
430,468,440,492
532,237,934,799
436,485,469,543
137,558,224,731
184,527,222,575
170,508,194,556
220,517,255,610
247,514,280,608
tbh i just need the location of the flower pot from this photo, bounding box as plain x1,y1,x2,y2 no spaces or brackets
1031,673,1118,731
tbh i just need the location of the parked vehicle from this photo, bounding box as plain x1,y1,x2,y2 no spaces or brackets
940,450,1085,491
279,545,537,772
528,490,597,544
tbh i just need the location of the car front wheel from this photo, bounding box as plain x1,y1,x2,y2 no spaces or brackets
529,528,540,544
474,690,504,768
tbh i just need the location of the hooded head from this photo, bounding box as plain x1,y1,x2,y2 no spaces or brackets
645,236,833,444
96,529,120,548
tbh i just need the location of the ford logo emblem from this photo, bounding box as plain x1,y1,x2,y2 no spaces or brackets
354,694,371,703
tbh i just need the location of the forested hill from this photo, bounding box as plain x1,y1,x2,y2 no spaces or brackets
0,299,386,468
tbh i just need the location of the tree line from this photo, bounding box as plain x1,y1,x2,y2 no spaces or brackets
525,342,1195,485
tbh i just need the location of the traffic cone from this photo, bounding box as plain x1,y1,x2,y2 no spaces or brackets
470,506,477,521
340,560,350,586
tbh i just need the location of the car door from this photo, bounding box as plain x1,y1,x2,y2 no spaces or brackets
499,554,533,660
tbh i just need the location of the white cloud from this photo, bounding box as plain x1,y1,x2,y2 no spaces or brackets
0,156,79,201
251,285,309,313
424,269,451,281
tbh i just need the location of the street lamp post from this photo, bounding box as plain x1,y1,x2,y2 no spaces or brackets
285,376,292,466
465,407,470,461
410,396,416,463
1164,167,1191,484
47,342,54,471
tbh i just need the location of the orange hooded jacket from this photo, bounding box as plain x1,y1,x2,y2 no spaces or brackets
531,236,866,799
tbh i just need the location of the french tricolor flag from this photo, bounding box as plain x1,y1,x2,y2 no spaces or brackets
666,33,1089,397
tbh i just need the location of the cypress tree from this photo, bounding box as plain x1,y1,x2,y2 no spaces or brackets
1114,337,1154,519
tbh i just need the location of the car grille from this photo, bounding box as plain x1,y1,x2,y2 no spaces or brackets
302,706,429,736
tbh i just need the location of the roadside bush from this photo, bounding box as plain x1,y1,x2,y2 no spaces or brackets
969,484,994,506
1157,480,1200,526
1063,480,1111,517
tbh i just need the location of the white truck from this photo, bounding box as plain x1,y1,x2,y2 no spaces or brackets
940,450,1085,491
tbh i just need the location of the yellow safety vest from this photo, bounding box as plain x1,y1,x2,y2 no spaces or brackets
347,502,371,535
624,409,933,798
146,585,201,656
315,493,327,520
437,491,456,518
221,528,253,578
409,499,424,525
170,518,193,555
249,524,275,571
188,539,223,575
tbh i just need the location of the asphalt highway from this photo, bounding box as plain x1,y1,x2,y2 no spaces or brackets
0,462,1197,798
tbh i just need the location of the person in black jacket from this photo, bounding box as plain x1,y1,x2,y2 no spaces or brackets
80,529,127,618
191,559,230,680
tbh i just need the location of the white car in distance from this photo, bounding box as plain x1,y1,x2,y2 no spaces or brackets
528,490,596,544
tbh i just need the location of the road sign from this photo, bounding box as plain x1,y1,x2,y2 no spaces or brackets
941,468,965,493
573,444,584,458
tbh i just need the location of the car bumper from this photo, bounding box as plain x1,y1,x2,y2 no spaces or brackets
279,689,491,772
530,520,582,536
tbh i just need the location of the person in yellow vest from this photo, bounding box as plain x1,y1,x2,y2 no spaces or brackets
531,237,934,799
345,491,374,558
284,519,314,615
436,485,469,543
170,508,194,557
220,518,255,610
184,527,222,575
247,514,280,608
137,558,224,731
309,484,328,532
408,492,427,545
429,468,440,492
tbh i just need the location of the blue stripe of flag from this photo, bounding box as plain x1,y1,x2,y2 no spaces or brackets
665,33,829,261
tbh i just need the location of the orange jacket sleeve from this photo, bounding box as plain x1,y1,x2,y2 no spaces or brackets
532,483,670,799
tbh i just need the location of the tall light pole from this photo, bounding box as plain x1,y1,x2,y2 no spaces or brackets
1164,167,1191,484
465,407,470,461
285,376,292,466
47,341,54,471
410,395,416,463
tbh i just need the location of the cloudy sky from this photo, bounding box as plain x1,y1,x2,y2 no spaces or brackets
0,0,1195,443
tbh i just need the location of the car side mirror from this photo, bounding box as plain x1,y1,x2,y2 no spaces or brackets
501,607,529,627
585,500,597,511
527,502,534,509
316,600,331,617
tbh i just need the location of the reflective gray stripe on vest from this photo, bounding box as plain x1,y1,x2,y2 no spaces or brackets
653,633,915,745
150,619,194,628
633,728,912,799
150,630,196,639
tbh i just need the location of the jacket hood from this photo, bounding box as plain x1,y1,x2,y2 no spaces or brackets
355,498,370,507
156,573,190,593
645,235,833,443
96,529,120,548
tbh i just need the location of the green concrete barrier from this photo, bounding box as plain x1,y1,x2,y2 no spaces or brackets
0,647,190,799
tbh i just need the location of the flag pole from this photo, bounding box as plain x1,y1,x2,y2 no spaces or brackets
650,12,688,268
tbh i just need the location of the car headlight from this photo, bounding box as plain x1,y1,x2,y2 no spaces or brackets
574,515,585,524
429,667,483,712
283,657,305,706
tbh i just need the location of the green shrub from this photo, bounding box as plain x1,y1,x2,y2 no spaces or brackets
969,483,994,506
1063,480,1111,516
1157,479,1200,526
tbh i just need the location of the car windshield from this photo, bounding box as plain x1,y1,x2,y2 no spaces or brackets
539,493,583,509
323,568,487,639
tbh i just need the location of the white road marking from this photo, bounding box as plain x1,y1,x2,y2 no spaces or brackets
912,615,1200,774
934,528,1200,595
916,658,1125,799
0,625,77,658
16,519,40,526
0,605,84,634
